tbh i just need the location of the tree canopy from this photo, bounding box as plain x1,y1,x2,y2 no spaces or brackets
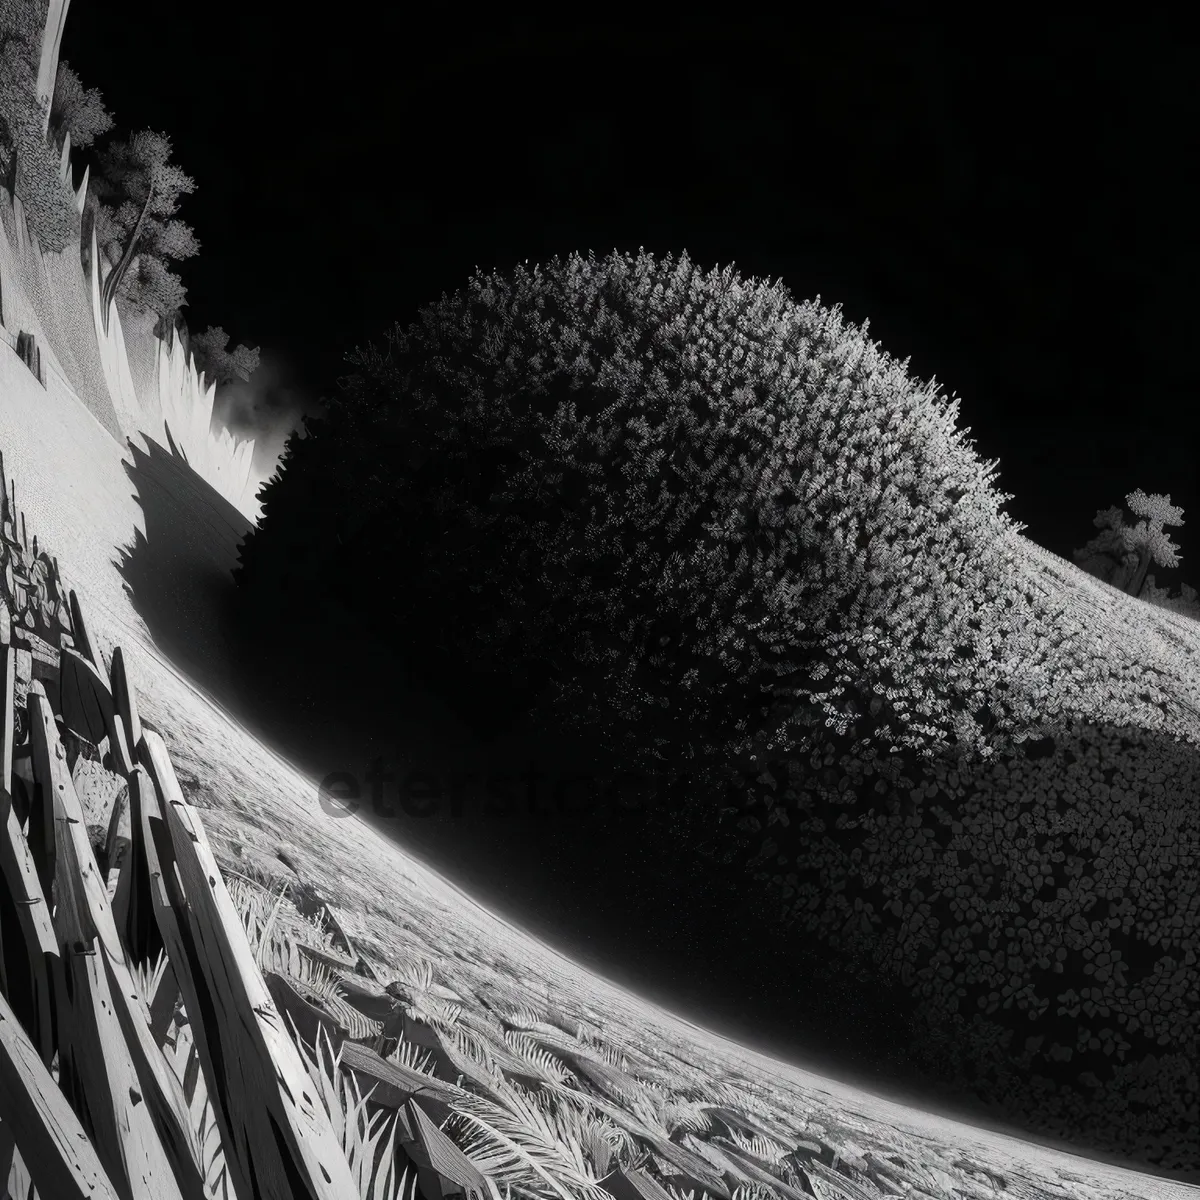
1072,488,1184,598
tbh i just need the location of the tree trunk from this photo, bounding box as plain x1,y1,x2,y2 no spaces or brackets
1126,546,1153,598
99,180,154,334
5,143,18,198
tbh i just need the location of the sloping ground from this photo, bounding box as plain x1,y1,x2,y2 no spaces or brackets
0,183,124,441
4,315,1200,1199
0,186,265,522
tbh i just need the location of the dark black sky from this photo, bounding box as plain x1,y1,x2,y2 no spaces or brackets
54,8,1200,1128
59,12,1200,577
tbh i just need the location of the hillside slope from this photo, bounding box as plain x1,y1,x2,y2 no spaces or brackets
0,184,265,521
6,290,1200,1195
221,246,1199,1171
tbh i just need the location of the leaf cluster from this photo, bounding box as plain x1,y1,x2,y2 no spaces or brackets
182,322,261,390
49,60,114,151
235,248,1033,813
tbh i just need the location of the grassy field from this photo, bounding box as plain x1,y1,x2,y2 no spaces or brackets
3,184,1199,1196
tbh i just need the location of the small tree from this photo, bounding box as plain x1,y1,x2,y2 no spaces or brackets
1072,489,1184,598
86,128,199,333
186,323,261,389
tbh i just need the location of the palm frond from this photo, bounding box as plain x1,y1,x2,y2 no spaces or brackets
500,1032,573,1085
132,945,171,1011
500,1004,545,1030
391,956,436,993
731,1184,780,1200
444,1087,614,1200
385,1034,437,1077
287,1016,418,1200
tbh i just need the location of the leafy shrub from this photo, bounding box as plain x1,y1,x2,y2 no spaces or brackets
183,322,261,389
49,61,115,153
234,247,1032,808
1072,489,1184,597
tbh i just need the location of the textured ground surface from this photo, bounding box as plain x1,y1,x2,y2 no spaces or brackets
7,330,1200,1196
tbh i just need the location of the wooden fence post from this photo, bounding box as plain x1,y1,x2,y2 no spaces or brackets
138,730,360,1200
0,626,57,1067
0,988,122,1199
26,687,207,1198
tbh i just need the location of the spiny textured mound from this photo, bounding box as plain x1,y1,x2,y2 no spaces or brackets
231,248,1199,1170
234,246,1031,794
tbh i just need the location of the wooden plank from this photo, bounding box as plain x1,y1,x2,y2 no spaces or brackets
110,767,165,970
67,589,96,668
182,1040,201,1109
0,637,58,959
109,645,142,767
26,688,206,1198
266,970,351,1056
0,623,14,1011
149,959,181,1044
22,687,57,910
337,1040,462,1127
138,730,360,1200
402,1096,488,1197
0,759,57,1068
0,985,122,1200
106,706,135,777
104,773,130,896
0,1120,13,1194
49,776,195,1200
59,646,113,747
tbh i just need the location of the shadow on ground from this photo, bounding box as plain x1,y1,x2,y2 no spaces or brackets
113,436,251,697
112,435,1200,1184
111,435,937,1096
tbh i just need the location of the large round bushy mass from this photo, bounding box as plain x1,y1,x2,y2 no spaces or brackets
235,247,1031,799
234,248,1200,1170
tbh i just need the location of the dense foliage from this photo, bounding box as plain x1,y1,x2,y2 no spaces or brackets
14,39,263,386
235,248,1035,818
176,320,261,390
0,0,79,253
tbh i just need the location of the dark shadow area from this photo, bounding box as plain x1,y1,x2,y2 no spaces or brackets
111,434,940,1103
114,435,252,700
114,434,1200,1185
